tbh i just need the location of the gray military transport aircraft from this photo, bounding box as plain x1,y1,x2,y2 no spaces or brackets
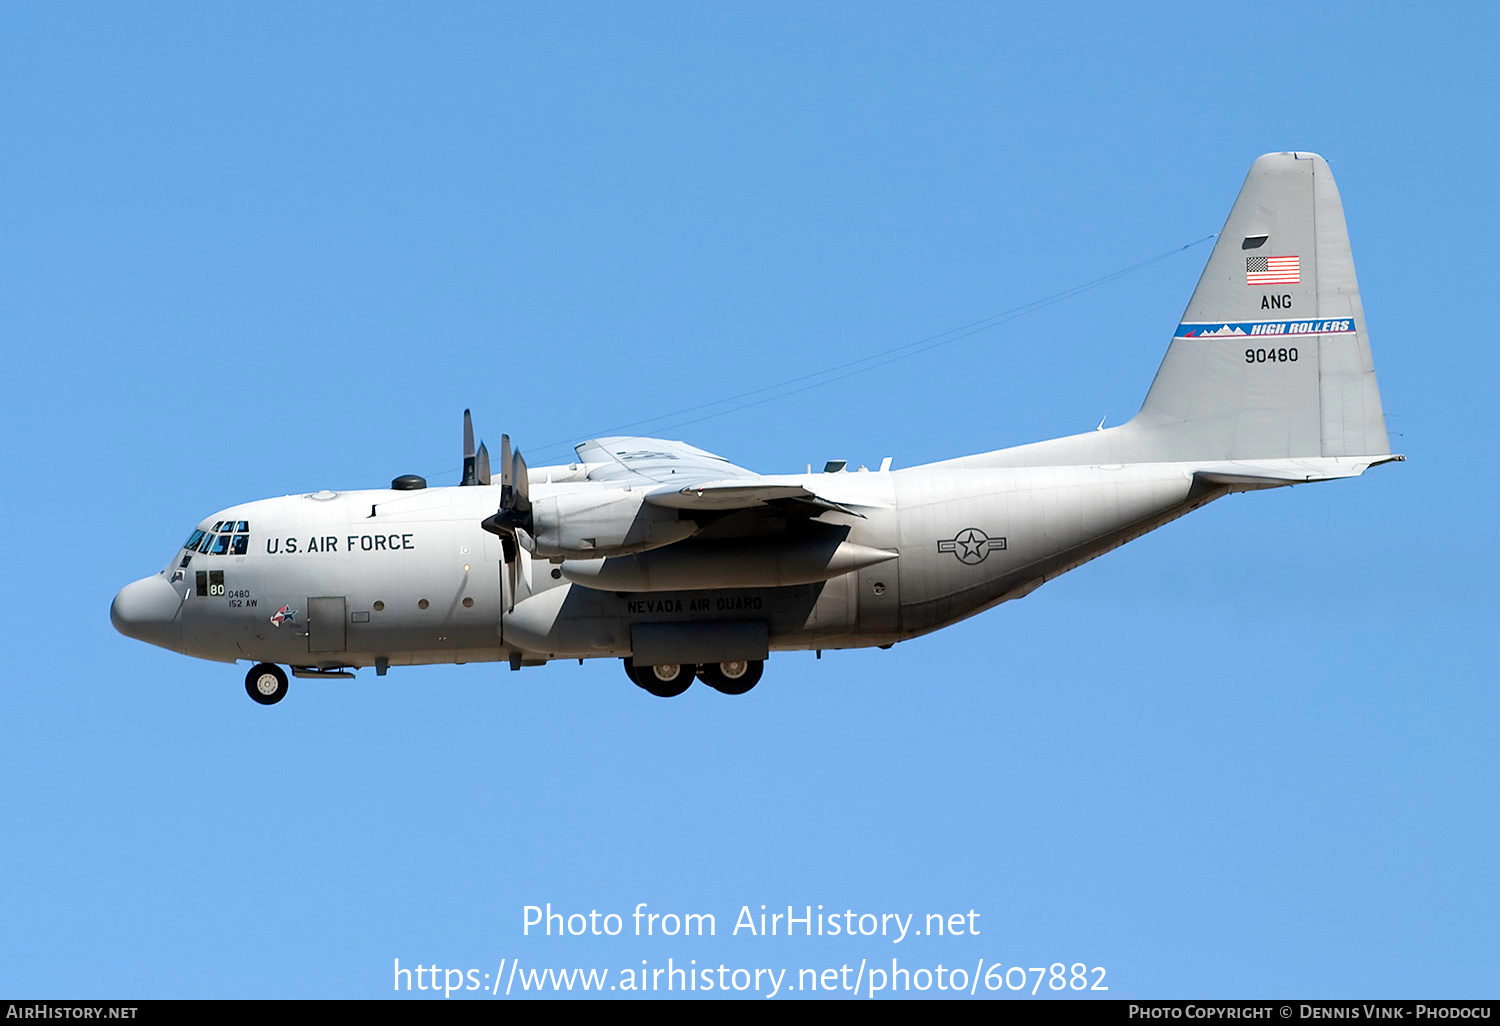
113,152,1400,704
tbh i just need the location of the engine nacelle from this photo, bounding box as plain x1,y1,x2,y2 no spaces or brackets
526,487,698,560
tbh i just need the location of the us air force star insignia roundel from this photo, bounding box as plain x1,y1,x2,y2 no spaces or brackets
937,528,1006,565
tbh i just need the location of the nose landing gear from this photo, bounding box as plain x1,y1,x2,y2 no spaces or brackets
245,663,289,705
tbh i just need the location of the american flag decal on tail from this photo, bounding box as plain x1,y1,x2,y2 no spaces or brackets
1247,255,1300,285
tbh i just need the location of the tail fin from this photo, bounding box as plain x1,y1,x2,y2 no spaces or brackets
1134,150,1390,461
946,152,1393,470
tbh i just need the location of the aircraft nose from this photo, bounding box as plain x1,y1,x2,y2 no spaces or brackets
111,575,184,652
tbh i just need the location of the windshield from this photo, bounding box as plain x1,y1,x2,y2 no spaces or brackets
186,522,252,557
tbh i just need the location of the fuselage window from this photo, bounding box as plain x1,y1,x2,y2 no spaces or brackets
230,535,248,555
211,534,231,556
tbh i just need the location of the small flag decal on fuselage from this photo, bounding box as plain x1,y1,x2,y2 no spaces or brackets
1247,255,1300,285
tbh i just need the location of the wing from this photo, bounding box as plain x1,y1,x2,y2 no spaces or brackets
574,436,863,519
574,436,760,485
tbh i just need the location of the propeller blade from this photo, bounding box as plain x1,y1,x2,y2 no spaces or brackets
475,442,491,486
512,448,530,512
500,434,513,499
507,556,520,613
461,409,477,486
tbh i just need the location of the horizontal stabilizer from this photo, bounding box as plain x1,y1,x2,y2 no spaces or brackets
1192,454,1404,491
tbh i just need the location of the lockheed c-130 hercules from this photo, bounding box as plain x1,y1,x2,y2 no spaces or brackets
112,152,1401,704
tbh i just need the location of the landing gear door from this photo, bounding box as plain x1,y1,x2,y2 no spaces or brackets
308,596,347,653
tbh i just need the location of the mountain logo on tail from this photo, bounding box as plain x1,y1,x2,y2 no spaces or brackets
1176,320,1355,339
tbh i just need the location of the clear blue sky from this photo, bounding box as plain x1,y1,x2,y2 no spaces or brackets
3,1,1495,1000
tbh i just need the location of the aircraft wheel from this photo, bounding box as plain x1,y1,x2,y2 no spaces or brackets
245,663,289,705
700,659,763,695
626,659,694,698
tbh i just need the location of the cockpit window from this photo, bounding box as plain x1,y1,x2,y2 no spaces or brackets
190,521,251,556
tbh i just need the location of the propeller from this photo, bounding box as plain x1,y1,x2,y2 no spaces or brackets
481,433,533,609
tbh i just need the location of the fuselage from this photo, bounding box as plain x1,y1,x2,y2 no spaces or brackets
111,459,1212,673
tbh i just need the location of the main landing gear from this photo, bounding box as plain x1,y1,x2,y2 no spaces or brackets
624,659,764,698
245,662,289,705
699,659,763,695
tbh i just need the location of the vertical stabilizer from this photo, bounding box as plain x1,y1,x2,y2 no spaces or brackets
1134,151,1390,461
941,152,1393,470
